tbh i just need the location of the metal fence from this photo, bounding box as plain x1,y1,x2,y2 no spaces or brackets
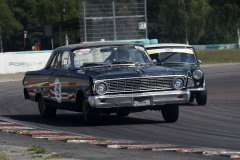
78,0,147,42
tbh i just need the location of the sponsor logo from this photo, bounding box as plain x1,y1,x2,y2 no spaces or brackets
175,80,182,88
9,61,46,66
54,78,62,103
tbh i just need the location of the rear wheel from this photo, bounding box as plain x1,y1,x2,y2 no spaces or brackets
38,94,56,118
196,90,207,105
161,104,179,123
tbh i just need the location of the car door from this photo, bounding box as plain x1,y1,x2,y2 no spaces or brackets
39,51,59,103
48,50,77,109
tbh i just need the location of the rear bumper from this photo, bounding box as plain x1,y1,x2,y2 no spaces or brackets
88,90,190,108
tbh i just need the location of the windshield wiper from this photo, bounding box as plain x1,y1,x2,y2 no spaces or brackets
159,52,177,63
112,61,134,64
82,62,109,67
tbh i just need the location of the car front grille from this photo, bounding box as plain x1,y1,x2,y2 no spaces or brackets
101,76,185,94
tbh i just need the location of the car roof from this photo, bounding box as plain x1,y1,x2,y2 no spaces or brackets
145,43,193,48
55,41,142,50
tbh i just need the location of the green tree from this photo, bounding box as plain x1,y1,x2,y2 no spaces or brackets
157,0,211,44
54,0,79,45
185,0,212,44
147,0,170,42
9,0,40,29
7,0,41,50
36,0,60,24
0,0,23,51
35,0,78,24
200,0,240,44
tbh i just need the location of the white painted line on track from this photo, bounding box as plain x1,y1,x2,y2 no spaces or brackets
18,130,56,134
0,122,16,125
231,155,240,159
0,126,34,130
106,142,159,149
67,139,106,143
33,136,87,139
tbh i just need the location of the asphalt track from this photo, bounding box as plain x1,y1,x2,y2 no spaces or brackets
0,63,240,159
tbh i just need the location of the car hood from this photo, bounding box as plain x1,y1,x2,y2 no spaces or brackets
80,65,187,82
158,63,199,72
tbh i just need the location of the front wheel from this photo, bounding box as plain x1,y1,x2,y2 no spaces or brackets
161,104,179,123
196,90,207,105
38,94,56,118
82,101,98,125
189,92,194,103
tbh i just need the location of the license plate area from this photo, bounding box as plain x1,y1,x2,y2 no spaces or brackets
134,97,151,107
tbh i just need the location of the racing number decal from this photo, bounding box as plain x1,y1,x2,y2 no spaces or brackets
54,78,62,103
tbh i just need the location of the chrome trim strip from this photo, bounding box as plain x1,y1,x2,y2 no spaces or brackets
88,90,190,108
188,87,206,91
95,75,187,83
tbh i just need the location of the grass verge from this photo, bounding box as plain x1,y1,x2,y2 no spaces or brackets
27,144,49,154
27,144,64,159
196,49,240,64
0,152,10,160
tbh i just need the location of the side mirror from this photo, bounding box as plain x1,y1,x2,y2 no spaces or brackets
198,60,202,64
152,59,157,65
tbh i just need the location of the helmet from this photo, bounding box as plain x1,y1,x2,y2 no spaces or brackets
117,47,130,61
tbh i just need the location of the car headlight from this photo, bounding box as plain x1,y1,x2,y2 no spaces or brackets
193,70,203,80
173,78,184,90
96,82,107,95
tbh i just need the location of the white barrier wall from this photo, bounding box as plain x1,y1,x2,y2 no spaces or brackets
0,51,52,74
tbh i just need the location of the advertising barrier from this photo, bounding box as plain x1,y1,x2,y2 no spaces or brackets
0,51,52,74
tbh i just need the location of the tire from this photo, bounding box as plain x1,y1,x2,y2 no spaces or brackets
82,101,98,125
189,92,194,103
38,94,56,118
161,104,179,123
116,112,130,117
196,90,207,105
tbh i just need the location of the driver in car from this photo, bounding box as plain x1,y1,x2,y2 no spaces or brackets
117,47,131,61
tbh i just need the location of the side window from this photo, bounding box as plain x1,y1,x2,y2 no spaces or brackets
48,51,71,70
49,52,59,69
60,51,71,70
56,51,71,70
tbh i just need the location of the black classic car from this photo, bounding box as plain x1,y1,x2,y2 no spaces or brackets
145,43,207,105
23,42,191,124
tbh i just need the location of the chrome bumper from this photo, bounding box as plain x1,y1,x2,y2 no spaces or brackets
188,79,206,91
88,90,190,108
188,87,206,91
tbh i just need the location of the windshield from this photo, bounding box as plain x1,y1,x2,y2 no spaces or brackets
73,45,151,68
148,48,196,64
